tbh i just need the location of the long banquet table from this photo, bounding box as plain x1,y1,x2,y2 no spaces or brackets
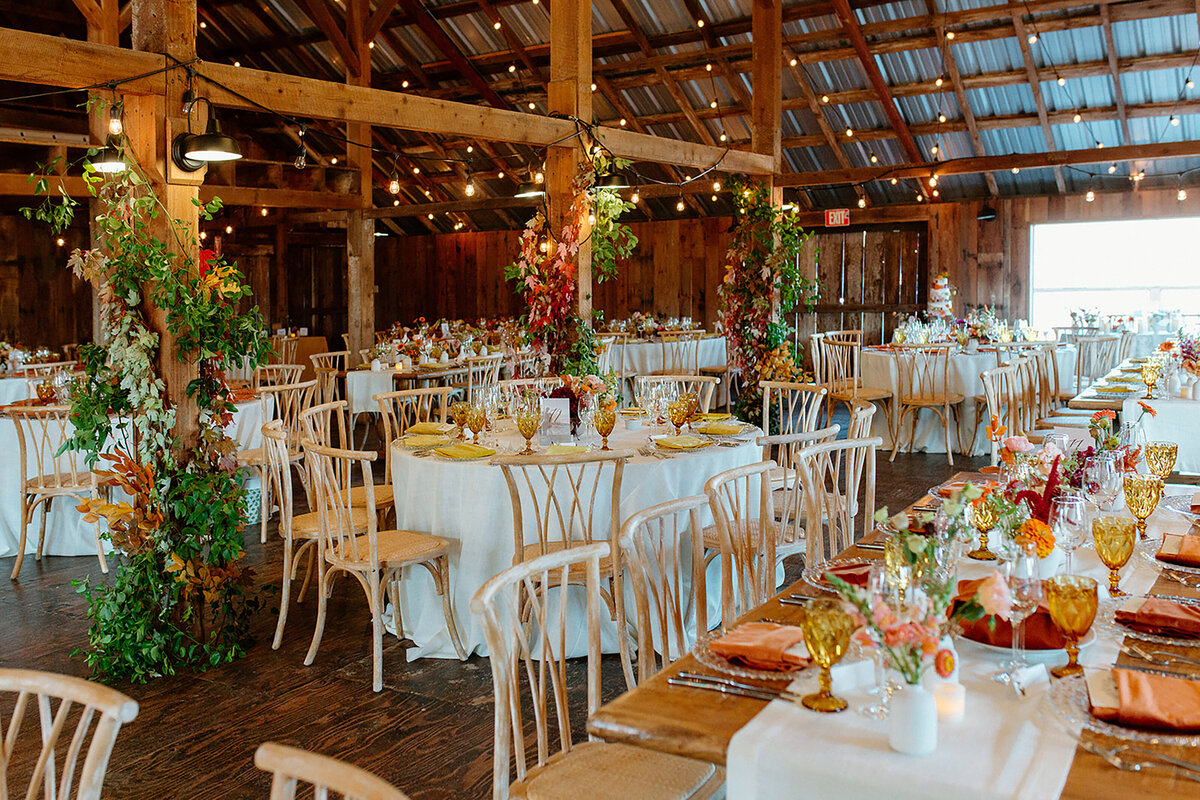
386,418,760,659
587,471,1200,798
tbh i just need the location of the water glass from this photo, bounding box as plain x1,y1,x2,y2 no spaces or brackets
1050,494,1087,574
1001,544,1042,691
1085,452,1121,512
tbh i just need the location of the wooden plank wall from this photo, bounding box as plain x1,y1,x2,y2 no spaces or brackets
0,215,92,349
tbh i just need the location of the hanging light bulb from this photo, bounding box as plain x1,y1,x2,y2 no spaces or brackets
938,112,947,123
945,30,955,39
932,189,940,197
890,178,898,184
1171,115,1181,126
539,241,548,253
260,207,269,217
676,198,685,212
845,127,854,137
1073,112,1082,123
935,77,944,87
705,63,713,72
1085,188,1095,202
330,157,338,164
528,101,536,110
631,191,639,203
388,174,400,194
587,213,596,225
412,166,420,175
916,193,924,201
1108,163,1117,174
931,144,940,155
492,20,501,29
1096,141,1104,149
1011,167,1020,174
1057,76,1065,86
821,95,830,104
1027,33,1038,44
465,176,476,197
225,224,233,234
199,230,207,240
497,171,504,178
869,152,878,163
857,197,866,208
535,170,544,183
619,118,627,126
710,99,718,109
1179,187,1188,201
712,180,722,191
697,18,704,27
590,83,597,92
789,57,797,67
1188,77,1196,89
928,175,938,187
719,133,727,142
56,237,65,247
393,199,400,206
508,64,516,73
108,102,123,136
401,80,410,88
294,127,307,169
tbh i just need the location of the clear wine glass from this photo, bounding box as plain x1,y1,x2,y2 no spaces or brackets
1050,493,1087,574
994,544,1041,693
1085,451,1121,513
858,563,891,719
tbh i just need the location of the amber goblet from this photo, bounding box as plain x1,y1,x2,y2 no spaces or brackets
798,600,854,713
1140,361,1161,399
449,401,470,440
1144,441,1178,481
667,399,690,436
966,495,1000,561
515,405,540,455
1045,575,1098,678
594,406,617,451
1093,516,1136,596
1122,474,1163,540
466,405,487,444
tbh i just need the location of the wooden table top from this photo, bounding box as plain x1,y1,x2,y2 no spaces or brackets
587,471,1200,798
341,364,469,380
1067,359,1150,412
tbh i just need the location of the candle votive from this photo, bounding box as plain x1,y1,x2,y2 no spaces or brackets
933,682,965,722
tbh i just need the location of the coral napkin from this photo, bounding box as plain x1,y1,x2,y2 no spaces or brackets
1156,533,1200,568
955,578,1066,650
1088,669,1200,733
708,622,810,671
819,562,873,587
1113,596,1200,640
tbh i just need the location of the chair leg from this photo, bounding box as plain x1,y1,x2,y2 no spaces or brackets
369,573,384,692
10,497,31,580
36,498,49,561
294,543,315,603
273,534,294,650
258,466,270,544
304,567,333,667
430,556,467,661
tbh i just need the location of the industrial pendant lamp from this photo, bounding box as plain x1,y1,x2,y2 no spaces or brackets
172,96,242,172
596,171,633,190
91,136,127,174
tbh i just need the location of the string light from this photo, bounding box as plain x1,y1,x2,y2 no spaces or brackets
705,63,713,72
821,95,830,104
401,80,410,88
938,112,947,123
1073,112,1082,123
945,30,955,39
1189,77,1196,90
857,197,866,208
393,199,400,206
233,61,241,67
619,118,627,126
293,127,307,170
1095,142,1104,149
932,189,940,197
388,157,400,194
631,191,639,203
789,57,798,67
199,231,207,240
199,21,206,28
928,175,938,187
465,175,476,197
56,237,64,247
467,145,474,153
412,166,420,174
1179,187,1189,201
587,213,596,225
931,143,940,155
330,157,338,164
428,213,435,220
528,101,536,110
935,77,944,87
719,133,727,142
890,178,898,184
916,193,924,201
712,180,721,191
508,65,516,73
1085,188,1095,202
368,42,375,49
492,20,501,29
869,153,878,163
845,127,854,137
1011,167,1020,174
1108,163,1117,174
225,224,233,234
497,171,504,178
534,170,544,183
1057,76,1065,86
1171,115,1180,126
697,18,705,27
710,99,718,109
108,100,123,136
676,198,685,212
590,83,597,92
260,207,268,217
1027,33,1038,44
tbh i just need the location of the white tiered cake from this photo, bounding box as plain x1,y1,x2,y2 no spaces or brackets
928,273,955,319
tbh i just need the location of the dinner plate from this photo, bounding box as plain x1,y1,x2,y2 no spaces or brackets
651,434,714,452
1160,493,1200,522
691,628,809,682
1099,594,1200,647
1046,674,1200,747
801,557,872,593
694,421,753,437
931,479,997,499
955,628,1095,665
1137,534,1200,575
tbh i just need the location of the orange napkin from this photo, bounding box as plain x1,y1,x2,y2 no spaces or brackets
1113,596,1200,640
1091,669,1200,733
820,562,872,587
1191,491,1200,513
937,480,997,498
1156,533,1200,568
955,578,1066,650
708,622,810,671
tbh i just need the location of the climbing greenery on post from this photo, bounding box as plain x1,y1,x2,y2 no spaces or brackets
22,131,271,682
718,176,820,425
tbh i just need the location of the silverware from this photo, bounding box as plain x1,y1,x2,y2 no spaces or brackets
1118,661,1200,681
855,542,885,551
1080,739,1200,783
1162,569,1200,588
1123,641,1200,669
670,672,805,704
757,617,801,626
1113,745,1200,775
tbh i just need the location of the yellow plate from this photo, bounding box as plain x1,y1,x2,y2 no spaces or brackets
407,421,455,435
697,422,747,436
619,407,646,415
403,434,453,449
544,444,590,455
654,434,715,451
434,443,497,460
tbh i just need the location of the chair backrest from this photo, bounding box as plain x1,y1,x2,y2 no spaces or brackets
258,380,317,449
596,336,615,375
375,387,452,475
0,668,138,800
254,742,410,800
846,398,876,439
9,406,93,492
466,354,504,404
980,363,1018,466
794,437,881,566
759,381,826,442
1054,325,1099,344
310,351,349,404
493,451,632,562
757,426,841,551
470,543,609,800
808,332,826,380
705,460,776,626
341,332,352,352
270,335,298,365
226,355,255,384
497,378,561,415
253,364,304,391
821,336,868,398
301,440,381,571
22,361,77,378
660,331,703,375
892,345,953,403
1074,335,1120,390
634,374,719,413
603,333,633,388
298,400,351,450
261,421,298,539
358,348,370,364
1116,330,1137,363
619,495,709,684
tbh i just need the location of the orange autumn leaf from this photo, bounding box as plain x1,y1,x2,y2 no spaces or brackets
985,414,1007,443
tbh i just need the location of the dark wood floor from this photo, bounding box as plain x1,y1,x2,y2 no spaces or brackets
0,448,983,798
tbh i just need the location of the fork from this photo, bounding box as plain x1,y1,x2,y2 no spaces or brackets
1162,569,1200,588
1124,641,1200,669
1081,740,1200,783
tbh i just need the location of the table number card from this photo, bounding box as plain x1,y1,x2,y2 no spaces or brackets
540,397,572,441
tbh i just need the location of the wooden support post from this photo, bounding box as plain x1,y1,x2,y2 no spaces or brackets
345,0,374,356
129,0,204,451
547,0,592,321
86,0,119,346
273,223,288,327
752,0,783,323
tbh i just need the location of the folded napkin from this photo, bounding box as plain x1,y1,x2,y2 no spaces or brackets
1157,532,1200,567
1191,492,1200,514
418,361,441,370
955,578,1066,650
698,421,745,436
434,443,496,460
229,387,258,403
407,421,454,435
1089,668,1200,733
697,412,732,422
1113,596,1200,640
936,480,998,498
708,622,810,671
403,434,451,449
819,561,872,587
545,444,588,455
618,407,646,415
655,434,713,451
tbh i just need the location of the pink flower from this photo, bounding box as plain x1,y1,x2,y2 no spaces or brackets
872,601,898,629
1003,435,1034,454
976,570,1012,620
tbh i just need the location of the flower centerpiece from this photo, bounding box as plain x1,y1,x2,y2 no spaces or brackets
547,373,618,434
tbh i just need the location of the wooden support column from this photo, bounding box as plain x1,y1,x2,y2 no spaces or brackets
129,0,204,450
547,0,592,320
345,0,374,356
751,0,782,208
86,0,119,345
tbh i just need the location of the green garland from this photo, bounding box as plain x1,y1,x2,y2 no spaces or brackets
22,131,270,682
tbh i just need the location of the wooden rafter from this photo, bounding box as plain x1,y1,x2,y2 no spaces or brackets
294,0,361,77
365,0,401,42
396,0,509,109
591,74,673,218
785,51,865,204
1099,4,1132,146
1012,14,1067,193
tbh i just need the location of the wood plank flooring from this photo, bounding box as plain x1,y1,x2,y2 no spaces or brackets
0,448,981,798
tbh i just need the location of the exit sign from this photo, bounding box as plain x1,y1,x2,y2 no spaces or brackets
825,209,851,226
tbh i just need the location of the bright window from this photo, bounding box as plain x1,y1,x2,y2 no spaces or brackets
1029,217,1200,331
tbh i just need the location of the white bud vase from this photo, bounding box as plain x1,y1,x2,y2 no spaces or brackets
889,683,938,756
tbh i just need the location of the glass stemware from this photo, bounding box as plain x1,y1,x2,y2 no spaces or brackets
966,495,1000,561
798,599,854,713
995,544,1041,691
1144,441,1178,480
858,564,891,719
1141,360,1162,399
1093,516,1136,596
1123,474,1163,540
449,400,470,440
594,405,617,451
1046,575,1098,679
1050,494,1087,574
667,399,690,436
466,405,487,444
515,404,540,455
1084,452,1121,513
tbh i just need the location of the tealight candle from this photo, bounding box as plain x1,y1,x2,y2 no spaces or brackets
933,682,965,722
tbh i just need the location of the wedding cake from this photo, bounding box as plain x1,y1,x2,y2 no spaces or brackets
928,273,955,319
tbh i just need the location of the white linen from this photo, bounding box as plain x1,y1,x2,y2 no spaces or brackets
0,376,30,406
386,420,760,659
345,369,397,416
860,346,1076,456
725,496,1175,800
0,398,265,559
1122,396,1200,473
612,336,726,376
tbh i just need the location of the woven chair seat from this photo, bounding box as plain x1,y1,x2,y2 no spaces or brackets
371,529,452,567
518,541,615,574
701,518,767,550
292,508,370,538
516,741,722,800
899,392,964,406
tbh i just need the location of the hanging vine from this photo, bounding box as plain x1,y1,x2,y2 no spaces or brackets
22,123,271,682
718,175,820,423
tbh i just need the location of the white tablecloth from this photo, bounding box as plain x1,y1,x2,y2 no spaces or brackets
861,346,1076,456
387,420,760,659
726,492,1176,799
0,398,265,559
346,369,397,416
611,336,727,376
0,376,30,406
1122,395,1200,473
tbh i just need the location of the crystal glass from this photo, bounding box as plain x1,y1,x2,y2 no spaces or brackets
680,391,700,418
1141,360,1161,399
1123,474,1163,540
1043,432,1070,455
882,532,912,600
996,543,1041,690
667,399,690,436
1144,441,1178,480
1093,516,1136,596
35,380,54,402
594,405,616,451
858,564,891,719
466,405,487,444
1046,575,1098,678
449,400,470,440
1084,451,1121,512
515,405,540,454
798,599,854,713
966,495,1000,561
1050,494,1087,574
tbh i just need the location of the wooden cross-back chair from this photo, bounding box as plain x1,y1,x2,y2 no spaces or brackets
620,495,712,684
0,668,138,800
705,460,776,627
1053,325,1099,345
299,400,395,523
794,436,881,568
253,364,304,391
464,353,504,404
602,332,634,398
237,379,316,543
750,425,841,567
889,345,963,465
470,543,724,800
309,351,349,404
698,334,740,414
821,335,893,436
8,406,110,581
21,361,77,378
301,440,466,692
254,742,411,800
225,355,255,386
980,363,1018,467
596,336,616,375
492,450,636,687
375,387,452,474
1073,335,1120,394
656,331,704,375
635,374,720,413
759,380,827,493
497,377,561,415
270,335,298,365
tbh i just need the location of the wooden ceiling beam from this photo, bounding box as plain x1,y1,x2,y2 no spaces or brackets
784,51,865,204
365,195,539,218
1012,14,1067,193
395,0,509,109
1099,4,1132,147
365,0,401,42
294,0,360,77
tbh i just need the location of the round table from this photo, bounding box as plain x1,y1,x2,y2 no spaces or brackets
610,335,727,376
387,419,761,659
860,345,1076,456
0,375,29,406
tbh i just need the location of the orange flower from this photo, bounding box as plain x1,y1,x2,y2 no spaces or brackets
1016,518,1055,559
934,648,956,679
985,414,1007,443
1091,409,1116,423
1138,401,1157,417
